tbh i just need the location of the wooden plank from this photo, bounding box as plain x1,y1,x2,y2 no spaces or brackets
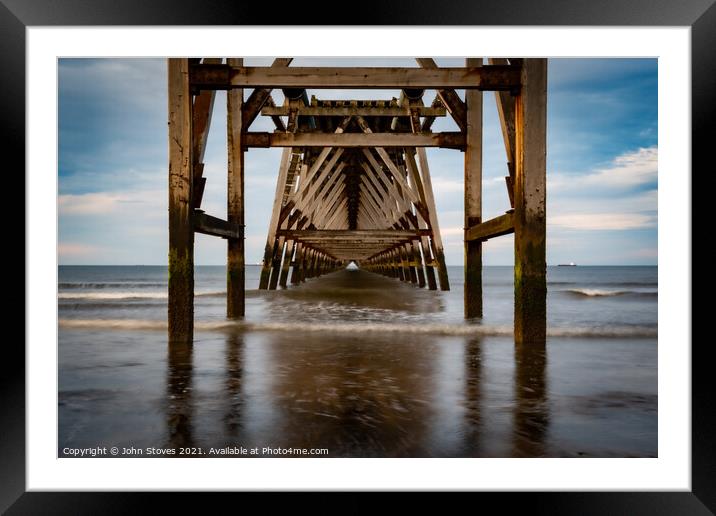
261,105,446,117
465,212,514,241
277,229,426,240
243,131,465,149
193,210,242,239
416,58,468,132
190,64,521,90
464,58,484,318
226,57,244,318
168,58,194,344
514,59,547,346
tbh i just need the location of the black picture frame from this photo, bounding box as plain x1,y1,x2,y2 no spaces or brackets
6,0,709,512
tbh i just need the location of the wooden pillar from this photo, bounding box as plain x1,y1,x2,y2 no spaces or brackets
269,239,286,290
168,58,194,344
413,241,426,287
514,59,547,345
465,58,483,318
306,249,315,278
423,241,438,290
291,242,304,284
280,239,297,288
227,57,245,319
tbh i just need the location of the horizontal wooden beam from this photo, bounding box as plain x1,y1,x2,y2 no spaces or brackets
190,64,521,91
261,106,446,117
194,210,243,239
243,132,465,149
276,229,428,240
464,212,514,242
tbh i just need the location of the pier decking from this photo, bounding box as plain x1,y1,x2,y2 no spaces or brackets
168,57,546,346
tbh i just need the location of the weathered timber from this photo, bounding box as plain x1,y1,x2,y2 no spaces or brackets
276,229,428,240
261,105,446,117
465,58,484,318
168,58,194,344
226,57,244,318
194,210,242,239
514,59,547,346
190,64,521,90
243,132,465,149
465,212,515,241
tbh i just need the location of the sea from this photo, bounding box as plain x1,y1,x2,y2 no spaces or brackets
58,265,657,458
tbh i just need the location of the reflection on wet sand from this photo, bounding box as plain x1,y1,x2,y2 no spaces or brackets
163,310,549,457
256,332,439,457
463,338,483,455
223,334,245,436
166,342,194,449
512,343,549,457
143,270,655,458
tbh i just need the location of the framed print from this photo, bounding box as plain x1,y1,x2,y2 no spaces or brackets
6,0,711,512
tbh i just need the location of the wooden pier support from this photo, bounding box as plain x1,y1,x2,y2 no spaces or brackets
513,59,547,345
464,58,483,319
168,57,547,348
226,58,245,319
168,58,194,344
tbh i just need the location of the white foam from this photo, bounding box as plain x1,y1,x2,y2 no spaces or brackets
565,288,657,297
58,291,225,300
58,319,657,338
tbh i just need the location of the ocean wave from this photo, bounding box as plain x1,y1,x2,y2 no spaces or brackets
58,291,225,300
59,282,166,289
564,288,657,298
58,318,657,338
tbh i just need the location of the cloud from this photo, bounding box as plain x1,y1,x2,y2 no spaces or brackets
59,190,167,216
551,146,657,190
59,193,125,214
440,226,464,237
431,177,464,193
582,146,657,187
549,212,655,231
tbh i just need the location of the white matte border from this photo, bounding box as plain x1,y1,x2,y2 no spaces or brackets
27,26,690,491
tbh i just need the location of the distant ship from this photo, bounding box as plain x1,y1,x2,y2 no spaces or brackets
557,262,577,267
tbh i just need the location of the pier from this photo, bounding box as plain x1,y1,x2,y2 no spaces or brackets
168,57,546,346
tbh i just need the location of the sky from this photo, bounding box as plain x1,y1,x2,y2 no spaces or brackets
58,58,657,266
